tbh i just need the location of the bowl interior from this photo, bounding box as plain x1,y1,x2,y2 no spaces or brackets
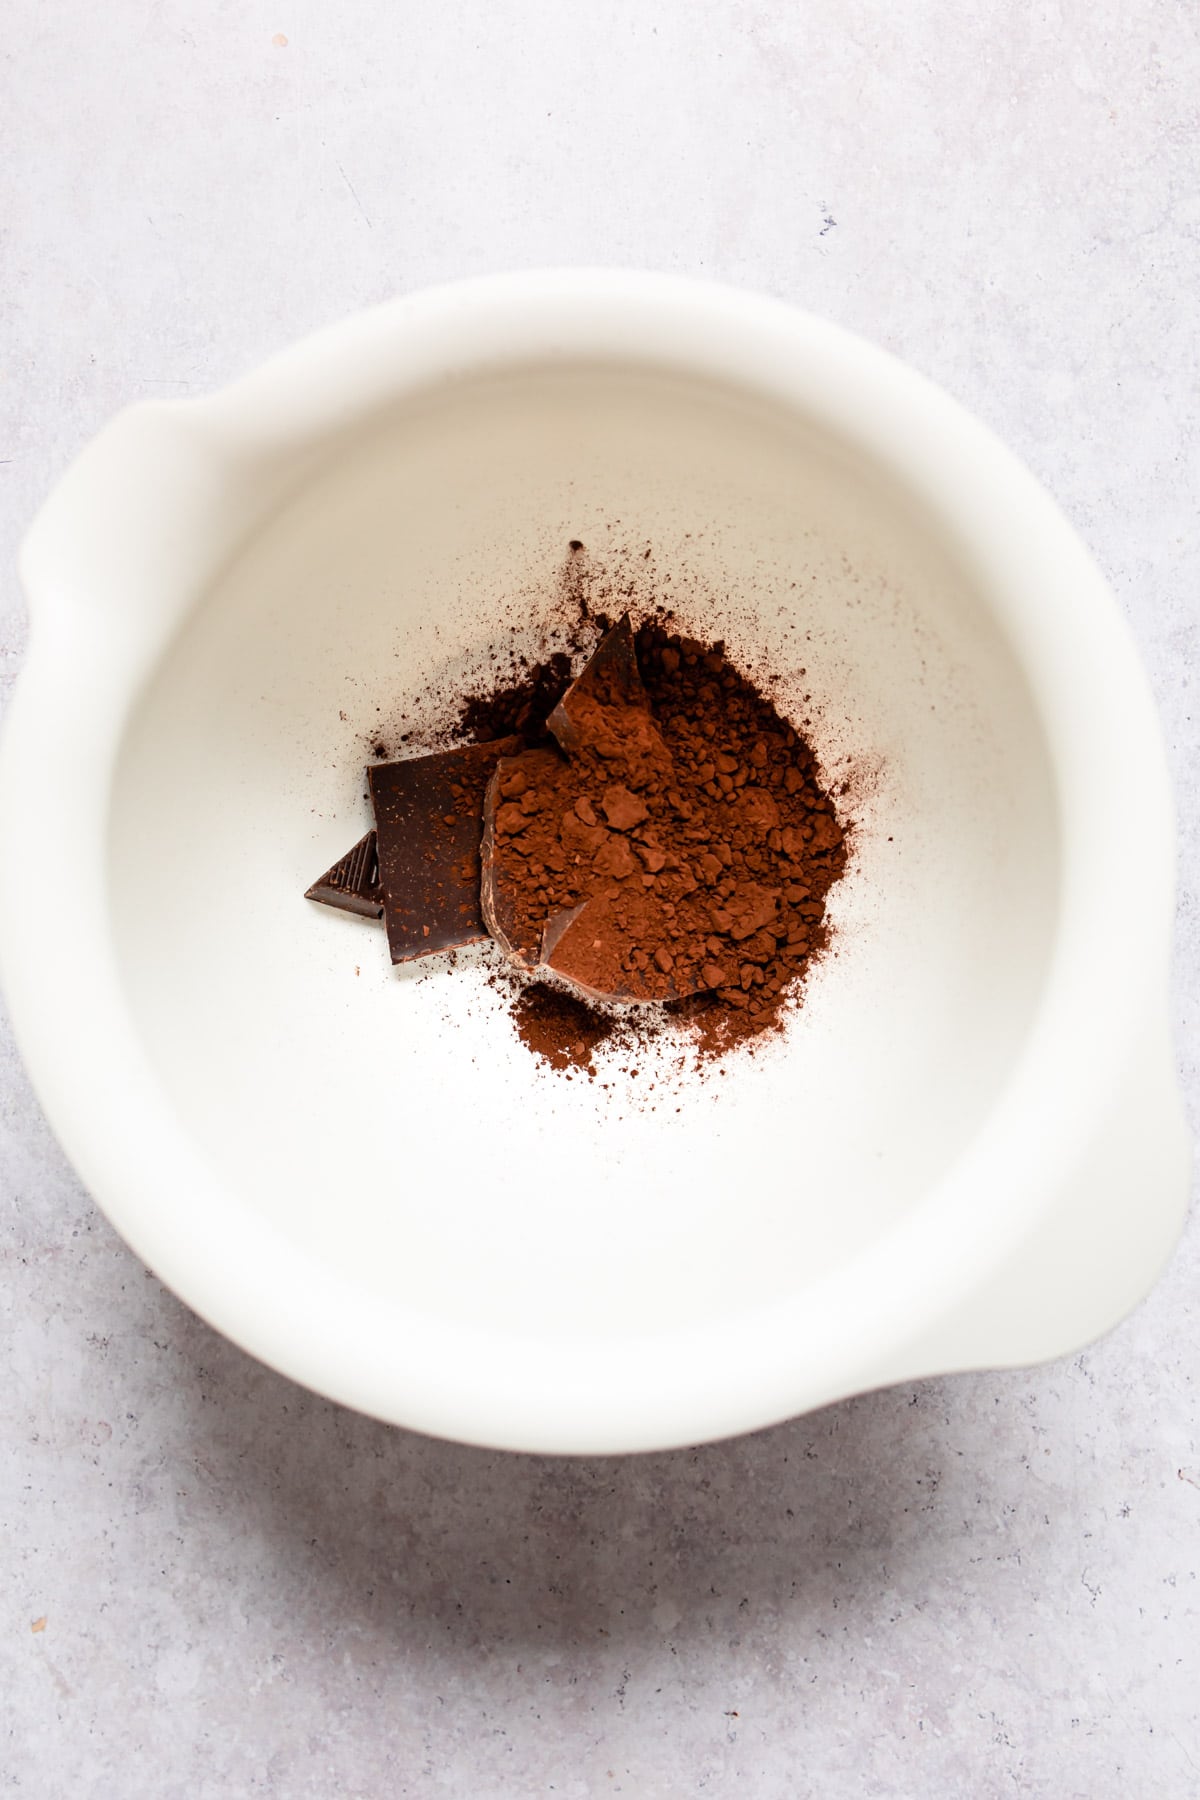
109,362,1058,1343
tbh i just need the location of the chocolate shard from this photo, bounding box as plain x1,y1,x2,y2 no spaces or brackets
541,893,717,1005
479,748,564,970
540,900,590,967
305,829,384,919
369,736,522,964
547,614,661,758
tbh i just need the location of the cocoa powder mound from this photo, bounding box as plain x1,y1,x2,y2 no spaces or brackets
481,615,848,1058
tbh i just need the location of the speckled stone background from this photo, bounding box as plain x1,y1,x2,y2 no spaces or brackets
2,3,1198,1794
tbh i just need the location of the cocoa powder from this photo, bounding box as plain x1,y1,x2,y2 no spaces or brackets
480,615,847,1057
510,983,620,1074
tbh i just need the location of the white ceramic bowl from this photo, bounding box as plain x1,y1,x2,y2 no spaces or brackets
0,272,1189,1453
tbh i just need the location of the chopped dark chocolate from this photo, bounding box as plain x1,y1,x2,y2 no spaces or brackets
545,613,655,757
305,829,384,919
479,748,565,969
303,587,851,1068
540,889,714,1004
369,736,522,963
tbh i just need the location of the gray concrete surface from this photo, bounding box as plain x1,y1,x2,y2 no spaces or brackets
2,3,1197,1793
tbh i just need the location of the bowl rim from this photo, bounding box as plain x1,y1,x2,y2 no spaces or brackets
0,268,1181,1452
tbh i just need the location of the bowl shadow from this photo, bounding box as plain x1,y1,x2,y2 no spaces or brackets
162,1283,979,1664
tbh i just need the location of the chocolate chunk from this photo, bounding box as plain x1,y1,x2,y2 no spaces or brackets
540,893,654,1001
546,614,652,755
305,829,384,919
369,737,521,963
540,892,718,1004
545,617,674,788
479,748,568,966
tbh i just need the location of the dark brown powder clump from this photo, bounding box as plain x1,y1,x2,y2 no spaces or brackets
511,983,619,1074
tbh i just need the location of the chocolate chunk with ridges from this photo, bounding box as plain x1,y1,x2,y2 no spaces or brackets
369,737,521,963
305,830,384,919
